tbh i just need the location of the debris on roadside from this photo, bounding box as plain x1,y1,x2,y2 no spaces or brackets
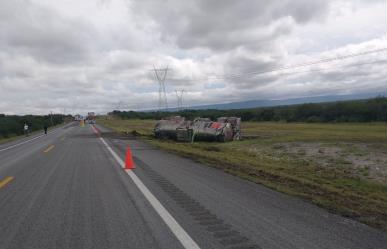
154,116,241,142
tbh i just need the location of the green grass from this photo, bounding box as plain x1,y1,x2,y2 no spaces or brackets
242,122,387,143
0,136,20,144
0,122,68,145
97,118,155,136
97,117,387,231
0,130,42,144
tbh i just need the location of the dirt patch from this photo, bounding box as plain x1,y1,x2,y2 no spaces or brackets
270,142,387,184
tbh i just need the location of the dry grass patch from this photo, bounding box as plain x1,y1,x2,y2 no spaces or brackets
98,117,387,231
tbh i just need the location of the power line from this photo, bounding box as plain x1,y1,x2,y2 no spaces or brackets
267,59,387,78
178,47,387,82
141,58,387,112
218,47,387,80
142,48,387,112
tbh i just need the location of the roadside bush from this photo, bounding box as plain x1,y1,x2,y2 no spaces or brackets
0,114,65,138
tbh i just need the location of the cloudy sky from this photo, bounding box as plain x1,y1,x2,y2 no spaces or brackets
1,0,387,114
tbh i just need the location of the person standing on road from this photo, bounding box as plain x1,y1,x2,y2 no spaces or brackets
43,125,48,135
24,123,29,137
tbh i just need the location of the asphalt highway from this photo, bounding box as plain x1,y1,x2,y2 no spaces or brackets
0,122,386,249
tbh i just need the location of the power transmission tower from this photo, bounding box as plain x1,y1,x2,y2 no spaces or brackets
175,89,184,111
50,111,53,126
117,101,123,111
153,65,169,111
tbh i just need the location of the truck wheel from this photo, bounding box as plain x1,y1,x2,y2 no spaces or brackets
217,135,225,142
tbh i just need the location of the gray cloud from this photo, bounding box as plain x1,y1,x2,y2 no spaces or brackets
0,0,95,64
0,0,387,114
133,0,329,51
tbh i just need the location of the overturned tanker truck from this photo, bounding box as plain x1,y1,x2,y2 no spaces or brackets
154,116,241,142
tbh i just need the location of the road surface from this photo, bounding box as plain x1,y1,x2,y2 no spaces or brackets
0,122,386,249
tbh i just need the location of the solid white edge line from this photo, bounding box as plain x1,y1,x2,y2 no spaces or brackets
0,123,75,153
0,134,45,152
0,127,64,153
98,136,201,249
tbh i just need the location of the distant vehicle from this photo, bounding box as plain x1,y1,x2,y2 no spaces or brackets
74,114,83,121
154,116,241,142
87,112,96,124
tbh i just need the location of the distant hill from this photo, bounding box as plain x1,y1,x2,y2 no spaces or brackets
182,92,387,110
112,95,387,123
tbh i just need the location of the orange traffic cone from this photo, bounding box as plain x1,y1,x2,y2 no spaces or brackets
125,146,135,169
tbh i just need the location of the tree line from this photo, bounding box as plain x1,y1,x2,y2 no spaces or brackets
110,97,387,123
0,114,66,139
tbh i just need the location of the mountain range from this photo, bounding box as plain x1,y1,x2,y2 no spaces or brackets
175,91,387,111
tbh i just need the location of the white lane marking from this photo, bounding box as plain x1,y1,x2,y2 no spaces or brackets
98,136,201,249
0,126,66,153
0,134,46,152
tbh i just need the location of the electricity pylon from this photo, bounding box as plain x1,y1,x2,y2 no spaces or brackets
153,65,169,111
175,89,184,111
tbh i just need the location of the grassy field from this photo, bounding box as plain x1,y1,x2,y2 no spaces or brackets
0,129,44,144
97,117,387,231
0,122,69,145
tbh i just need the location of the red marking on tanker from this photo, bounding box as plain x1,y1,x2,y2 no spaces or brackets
210,122,222,129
